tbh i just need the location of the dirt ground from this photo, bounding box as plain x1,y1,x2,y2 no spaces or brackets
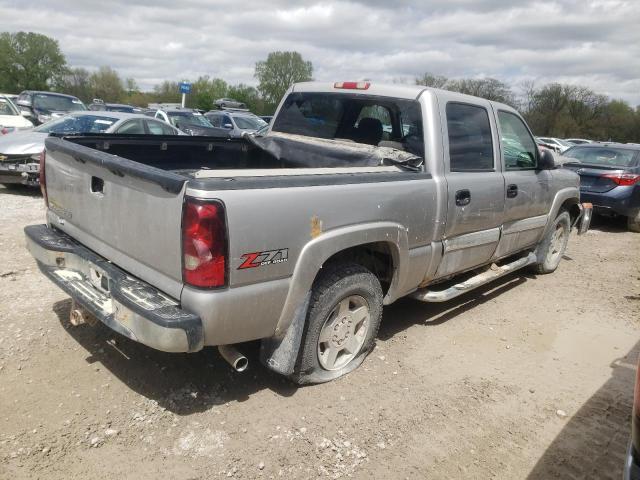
0,184,639,480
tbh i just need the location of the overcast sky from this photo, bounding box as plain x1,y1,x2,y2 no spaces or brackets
2,0,639,105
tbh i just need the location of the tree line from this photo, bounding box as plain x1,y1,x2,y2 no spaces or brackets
1,32,638,142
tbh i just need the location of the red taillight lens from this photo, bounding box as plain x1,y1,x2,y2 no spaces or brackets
182,199,227,288
39,150,48,206
334,81,370,90
602,173,640,186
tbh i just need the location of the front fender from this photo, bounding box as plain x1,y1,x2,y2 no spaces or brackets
543,187,580,237
273,221,409,337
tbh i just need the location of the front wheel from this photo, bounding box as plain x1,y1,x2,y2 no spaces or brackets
533,210,571,274
288,263,383,385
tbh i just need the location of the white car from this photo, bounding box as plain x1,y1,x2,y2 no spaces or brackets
565,138,594,145
0,94,33,135
0,111,183,186
537,137,572,153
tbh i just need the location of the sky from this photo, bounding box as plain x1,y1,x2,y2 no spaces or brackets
2,0,639,105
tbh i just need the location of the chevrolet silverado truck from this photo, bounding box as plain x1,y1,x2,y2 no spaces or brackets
24,82,592,384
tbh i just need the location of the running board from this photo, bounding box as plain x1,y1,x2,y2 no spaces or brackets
410,252,537,303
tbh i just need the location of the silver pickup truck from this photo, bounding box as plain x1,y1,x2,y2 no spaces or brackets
25,82,591,384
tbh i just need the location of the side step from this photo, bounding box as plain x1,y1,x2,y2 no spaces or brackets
410,252,537,303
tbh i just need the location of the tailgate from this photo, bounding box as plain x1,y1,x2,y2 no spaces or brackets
43,137,188,299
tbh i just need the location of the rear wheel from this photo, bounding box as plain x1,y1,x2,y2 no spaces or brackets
533,210,571,274
628,208,640,233
289,263,383,385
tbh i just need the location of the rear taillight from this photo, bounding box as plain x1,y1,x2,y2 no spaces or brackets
182,198,227,288
334,81,370,90
602,173,640,186
632,355,640,456
39,150,48,206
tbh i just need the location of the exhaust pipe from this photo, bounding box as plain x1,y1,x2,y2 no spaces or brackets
218,345,248,372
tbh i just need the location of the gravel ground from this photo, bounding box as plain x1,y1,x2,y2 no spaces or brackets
0,184,639,479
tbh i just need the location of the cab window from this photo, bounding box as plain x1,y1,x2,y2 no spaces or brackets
446,103,494,172
498,111,538,170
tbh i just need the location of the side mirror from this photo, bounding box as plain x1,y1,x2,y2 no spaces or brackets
223,123,233,129
20,108,32,117
538,149,555,170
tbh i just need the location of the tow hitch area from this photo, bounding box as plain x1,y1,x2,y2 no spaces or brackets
69,299,98,326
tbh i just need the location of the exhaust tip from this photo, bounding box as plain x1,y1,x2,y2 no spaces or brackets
218,345,248,372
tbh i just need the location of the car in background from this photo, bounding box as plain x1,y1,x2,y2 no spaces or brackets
0,94,33,134
88,100,139,113
205,110,268,138
214,97,247,110
565,138,594,145
560,144,640,232
16,91,87,126
537,136,572,153
154,107,229,137
0,111,183,187
260,115,273,124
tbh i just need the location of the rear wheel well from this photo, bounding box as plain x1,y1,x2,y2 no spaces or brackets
320,243,394,295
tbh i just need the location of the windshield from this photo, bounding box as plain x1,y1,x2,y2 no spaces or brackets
272,92,425,158
234,115,267,130
33,94,87,112
167,112,213,128
563,146,638,168
33,114,119,134
0,97,20,116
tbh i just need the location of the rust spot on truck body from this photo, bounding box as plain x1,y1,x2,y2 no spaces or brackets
311,216,323,239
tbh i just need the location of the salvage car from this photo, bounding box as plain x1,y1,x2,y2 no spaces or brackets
205,110,267,138
24,82,591,384
214,97,248,110
154,107,229,137
0,94,33,134
560,144,639,231
16,91,87,126
0,111,183,186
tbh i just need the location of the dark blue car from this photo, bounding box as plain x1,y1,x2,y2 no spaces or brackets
561,144,640,232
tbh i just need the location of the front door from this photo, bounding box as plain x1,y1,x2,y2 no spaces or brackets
493,109,552,258
435,99,505,278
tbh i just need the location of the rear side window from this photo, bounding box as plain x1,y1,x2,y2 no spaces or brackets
498,111,538,170
446,103,494,172
116,119,145,134
146,120,176,135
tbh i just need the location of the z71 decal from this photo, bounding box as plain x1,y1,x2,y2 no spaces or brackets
238,249,289,269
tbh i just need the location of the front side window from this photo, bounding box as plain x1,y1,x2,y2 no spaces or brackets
446,103,494,171
207,114,222,127
0,97,19,116
498,111,538,170
233,115,267,130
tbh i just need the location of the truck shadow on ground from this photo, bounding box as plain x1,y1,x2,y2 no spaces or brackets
379,272,529,341
527,341,638,479
52,299,298,415
0,185,41,198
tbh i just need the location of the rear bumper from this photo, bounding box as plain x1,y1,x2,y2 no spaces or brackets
24,224,203,353
580,185,640,217
0,162,40,186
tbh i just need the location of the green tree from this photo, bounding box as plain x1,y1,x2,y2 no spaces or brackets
0,31,68,92
255,51,313,108
152,80,181,103
227,83,266,114
55,67,92,103
415,72,449,89
190,76,227,110
89,66,125,102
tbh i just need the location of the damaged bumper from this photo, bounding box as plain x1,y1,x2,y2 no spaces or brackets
575,202,593,235
24,224,203,353
0,155,40,186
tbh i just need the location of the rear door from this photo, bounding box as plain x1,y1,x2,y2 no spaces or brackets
435,98,505,278
493,109,552,258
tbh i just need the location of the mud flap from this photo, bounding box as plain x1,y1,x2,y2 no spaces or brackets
259,292,311,376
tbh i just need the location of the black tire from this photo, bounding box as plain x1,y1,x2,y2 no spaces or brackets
288,263,383,385
627,208,640,233
532,210,571,274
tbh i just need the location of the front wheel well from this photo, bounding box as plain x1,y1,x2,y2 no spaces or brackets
560,199,581,225
320,242,395,296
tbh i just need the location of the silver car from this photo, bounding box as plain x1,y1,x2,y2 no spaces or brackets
0,111,182,186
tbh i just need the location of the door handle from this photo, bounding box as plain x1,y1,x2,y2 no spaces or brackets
507,184,518,198
455,189,471,206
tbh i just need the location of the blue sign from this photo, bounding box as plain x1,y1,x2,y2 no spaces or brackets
179,82,192,94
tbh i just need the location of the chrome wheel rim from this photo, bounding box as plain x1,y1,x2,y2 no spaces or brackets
317,295,370,371
546,222,567,265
